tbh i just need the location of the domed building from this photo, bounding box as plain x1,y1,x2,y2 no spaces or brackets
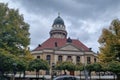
31,14,98,76
50,15,67,38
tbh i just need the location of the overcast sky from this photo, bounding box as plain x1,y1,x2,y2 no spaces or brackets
1,0,120,52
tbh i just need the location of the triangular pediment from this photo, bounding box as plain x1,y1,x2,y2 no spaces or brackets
59,44,80,51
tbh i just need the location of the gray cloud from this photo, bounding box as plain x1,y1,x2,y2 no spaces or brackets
14,0,120,19
1,0,120,52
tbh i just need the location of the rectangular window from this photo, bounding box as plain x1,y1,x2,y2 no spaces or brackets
37,56,40,59
46,70,50,75
46,55,51,60
68,56,71,59
67,56,72,61
87,57,91,64
46,55,51,64
76,56,80,64
58,55,62,62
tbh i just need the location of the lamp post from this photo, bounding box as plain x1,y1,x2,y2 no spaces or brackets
51,63,55,80
84,52,88,80
0,58,2,79
12,63,17,80
0,68,3,80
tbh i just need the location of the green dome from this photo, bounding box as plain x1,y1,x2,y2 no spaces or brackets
53,16,64,25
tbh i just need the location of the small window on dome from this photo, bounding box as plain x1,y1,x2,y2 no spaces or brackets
57,25,59,27
60,25,62,28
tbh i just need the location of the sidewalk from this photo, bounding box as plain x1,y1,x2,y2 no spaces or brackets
13,74,116,80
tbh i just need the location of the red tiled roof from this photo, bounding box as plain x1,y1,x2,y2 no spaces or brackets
33,38,90,51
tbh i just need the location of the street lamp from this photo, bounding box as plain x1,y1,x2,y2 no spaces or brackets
84,52,89,80
0,68,3,79
51,63,55,80
12,63,17,80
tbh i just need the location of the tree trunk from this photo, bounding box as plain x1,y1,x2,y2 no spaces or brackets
104,71,105,76
23,71,26,79
0,72,4,80
117,74,120,80
64,70,66,75
36,70,39,80
80,71,81,80
19,72,21,78
38,70,39,78
99,71,100,80
114,73,116,80
90,72,91,80
36,70,37,78
36,70,38,78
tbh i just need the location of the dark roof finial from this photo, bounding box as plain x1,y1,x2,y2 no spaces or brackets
38,44,41,47
58,12,60,17
55,42,58,47
67,37,72,43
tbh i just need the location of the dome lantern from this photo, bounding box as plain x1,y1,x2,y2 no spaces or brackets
50,14,67,38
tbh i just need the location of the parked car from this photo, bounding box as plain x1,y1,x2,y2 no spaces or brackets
53,75,79,80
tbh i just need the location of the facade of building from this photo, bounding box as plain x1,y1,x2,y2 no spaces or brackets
31,15,98,76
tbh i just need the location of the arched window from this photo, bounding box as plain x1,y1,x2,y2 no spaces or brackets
58,55,62,62
46,55,51,64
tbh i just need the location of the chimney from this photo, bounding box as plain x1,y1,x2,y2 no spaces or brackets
38,44,41,47
89,48,92,51
55,42,58,47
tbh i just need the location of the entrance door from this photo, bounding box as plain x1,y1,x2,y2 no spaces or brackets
70,71,74,75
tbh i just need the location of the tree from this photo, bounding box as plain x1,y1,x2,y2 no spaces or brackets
55,61,76,75
92,63,102,79
0,3,32,79
75,63,84,79
98,19,120,80
0,3,30,56
108,61,120,80
16,58,28,78
0,48,19,79
28,59,49,78
100,62,109,74
0,49,15,74
86,64,94,80
98,19,120,62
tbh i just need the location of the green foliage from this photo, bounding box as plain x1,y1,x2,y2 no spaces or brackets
16,58,27,72
108,61,120,74
28,59,49,72
98,19,120,78
92,63,102,72
86,63,102,72
0,49,29,74
86,64,94,72
100,62,109,72
56,61,76,71
0,49,16,73
98,19,120,62
75,62,84,71
0,3,32,75
0,3,30,55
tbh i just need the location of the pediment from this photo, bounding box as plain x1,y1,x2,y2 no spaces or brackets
59,44,80,51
